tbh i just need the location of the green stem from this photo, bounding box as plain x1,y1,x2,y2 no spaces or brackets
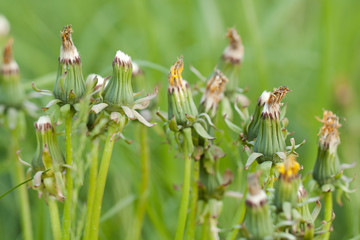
174,136,192,240
49,198,62,240
200,214,209,240
62,111,74,240
90,125,118,240
12,130,33,240
130,125,150,240
185,159,200,240
226,188,248,240
83,139,100,240
323,191,333,240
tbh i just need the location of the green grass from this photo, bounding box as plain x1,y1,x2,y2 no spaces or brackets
1,0,360,239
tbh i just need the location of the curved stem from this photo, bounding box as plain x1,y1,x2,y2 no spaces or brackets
48,198,62,240
130,125,150,240
185,159,200,240
12,130,33,240
323,191,333,240
83,139,100,240
90,125,118,240
62,111,74,240
174,136,192,240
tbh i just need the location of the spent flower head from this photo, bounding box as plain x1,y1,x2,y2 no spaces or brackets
245,173,273,239
222,28,244,65
167,57,198,125
90,50,157,128
253,86,290,163
0,38,24,108
274,154,301,210
28,116,66,201
313,110,342,187
200,69,228,118
53,25,86,105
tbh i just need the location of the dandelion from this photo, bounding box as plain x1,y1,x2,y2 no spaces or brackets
274,154,301,211
30,116,65,201
253,86,290,163
245,173,273,240
0,38,24,108
199,69,228,118
218,28,244,91
53,25,86,105
313,110,341,186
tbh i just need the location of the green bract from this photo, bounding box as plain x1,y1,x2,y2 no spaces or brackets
53,25,86,105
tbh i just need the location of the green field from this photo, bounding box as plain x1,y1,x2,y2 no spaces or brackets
0,0,360,239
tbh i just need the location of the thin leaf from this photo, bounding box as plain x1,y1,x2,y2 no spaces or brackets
224,117,242,134
122,106,136,120
90,103,108,114
0,178,33,200
193,122,215,140
311,200,321,221
133,110,156,127
245,152,263,170
32,82,53,96
100,195,136,222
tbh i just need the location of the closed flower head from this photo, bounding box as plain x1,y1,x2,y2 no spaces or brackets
222,28,244,65
103,50,134,111
217,28,244,91
245,173,273,239
274,154,301,210
167,57,198,125
313,110,341,186
0,38,24,107
200,70,228,118
253,86,290,163
53,25,86,105
32,116,65,201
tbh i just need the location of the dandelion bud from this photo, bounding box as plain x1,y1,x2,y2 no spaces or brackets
31,116,65,200
167,57,198,125
274,155,301,210
253,86,290,163
245,173,273,239
313,110,341,186
0,38,24,108
217,28,244,91
246,91,270,141
199,70,228,118
103,50,134,112
53,25,85,105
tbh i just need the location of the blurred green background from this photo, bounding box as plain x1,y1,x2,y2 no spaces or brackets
1,0,360,239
